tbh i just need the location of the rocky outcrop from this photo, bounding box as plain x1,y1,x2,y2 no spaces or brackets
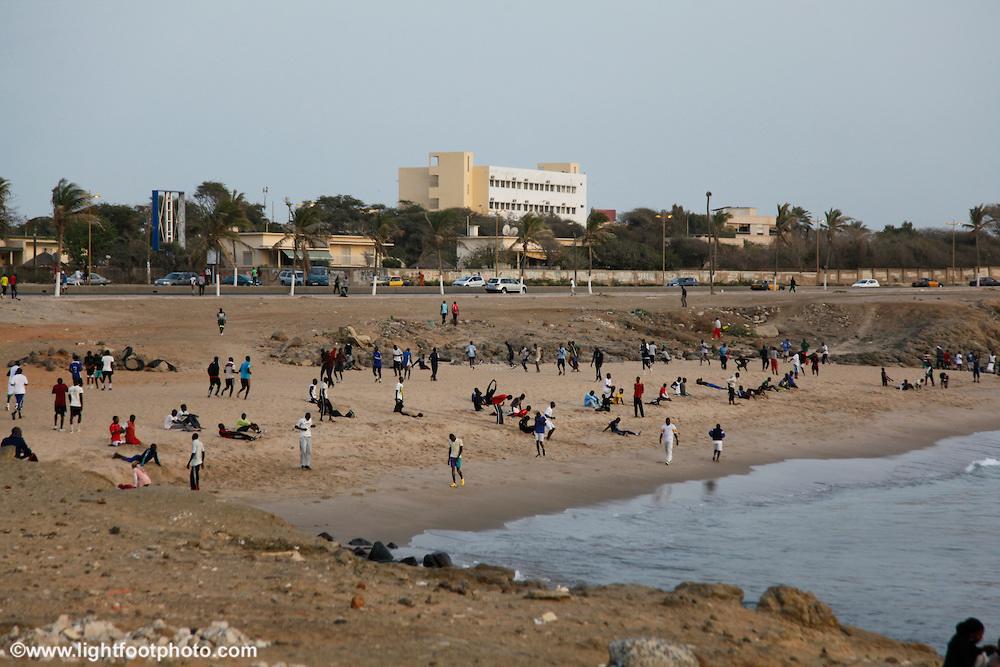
671,581,744,604
367,541,394,563
756,585,841,630
422,552,453,568
607,638,698,667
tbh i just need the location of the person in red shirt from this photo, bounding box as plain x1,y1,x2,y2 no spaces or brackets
109,415,124,446
125,414,142,445
451,301,459,326
51,377,69,431
633,376,645,418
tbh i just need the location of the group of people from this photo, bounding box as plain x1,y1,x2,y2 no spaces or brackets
0,273,19,299
205,355,252,399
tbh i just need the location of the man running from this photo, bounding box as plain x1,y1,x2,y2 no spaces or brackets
207,356,221,397
533,343,542,372
505,341,515,368
186,433,205,489
709,423,726,462
223,357,236,397
217,308,227,335
447,433,465,487
660,417,678,465
451,301,459,326
67,380,83,432
533,411,547,457
237,355,252,399
294,412,313,470
51,377,68,431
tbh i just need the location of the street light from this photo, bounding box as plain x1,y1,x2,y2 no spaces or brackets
706,192,713,295
87,193,101,285
655,210,673,285
946,220,960,284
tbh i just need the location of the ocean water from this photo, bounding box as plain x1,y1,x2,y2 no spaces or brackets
408,432,1000,651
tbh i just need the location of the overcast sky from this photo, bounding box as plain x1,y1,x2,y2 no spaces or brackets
2,0,998,227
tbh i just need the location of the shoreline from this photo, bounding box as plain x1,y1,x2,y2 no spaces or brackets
232,403,1000,545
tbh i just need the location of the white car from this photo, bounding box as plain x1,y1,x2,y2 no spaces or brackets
66,271,111,286
485,277,527,294
452,275,486,288
851,278,880,288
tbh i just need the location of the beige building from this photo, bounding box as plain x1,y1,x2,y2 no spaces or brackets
724,207,776,245
399,151,588,225
0,235,60,267
230,232,384,269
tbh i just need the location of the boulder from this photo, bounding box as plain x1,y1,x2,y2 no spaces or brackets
367,541,394,563
316,532,335,542
422,552,453,568
348,538,372,547
672,582,743,604
351,547,368,557
271,331,288,341
608,638,698,667
398,556,419,567
756,585,840,630
755,323,780,338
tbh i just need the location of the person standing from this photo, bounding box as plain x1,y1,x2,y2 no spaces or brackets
67,381,83,432
533,343,542,372
556,344,567,375
591,347,604,381
570,277,576,296
440,300,448,325
633,376,645,418
820,342,829,364
709,423,726,462
451,301,460,326
543,401,556,440
711,318,722,340
394,378,405,413
223,357,236,397
680,285,688,308
402,347,413,380
466,341,477,369
334,348,346,382
429,347,439,381
237,355,252,399
217,308,227,335
51,377,68,431
100,349,115,390
660,417,678,465
699,340,710,366
294,412,314,470
8,273,16,299
207,356,221,397
759,344,769,372
391,345,403,377
505,341,515,368
9,367,27,420
372,346,383,383
533,411,547,457
186,433,205,489
447,433,465,488
69,354,83,388
197,272,206,296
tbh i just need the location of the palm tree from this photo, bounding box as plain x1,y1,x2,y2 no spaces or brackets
772,203,795,281
514,214,552,287
51,179,97,296
0,177,11,238
965,205,990,285
191,189,249,293
366,212,399,295
275,204,327,294
821,208,850,288
580,209,613,294
423,210,462,295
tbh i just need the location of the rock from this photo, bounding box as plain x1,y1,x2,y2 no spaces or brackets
109,526,121,535
271,331,288,341
316,532,335,542
756,585,840,630
672,582,743,604
607,638,699,667
367,541,394,563
755,323,780,338
525,588,572,601
386,542,398,550
348,538,372,547
533,611,558,625
422,552,453,568
286,337,304,348
399,556,419,567
351,547,368,557
398,597,415,608
350,595,365,610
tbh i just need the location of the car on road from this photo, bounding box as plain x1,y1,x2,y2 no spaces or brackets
154,271,198,286
66,271,111,286
911,277,943,288
666,276,698,287
278,269,304,286
452,275,486,288
485,277,527,294
750,279,783,291
387,275,406,287
850,278,881,288
969,277,1000,287
306,267,329,286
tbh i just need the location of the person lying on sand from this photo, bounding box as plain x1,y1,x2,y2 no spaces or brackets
603,417,639,437
696,378,725,391
218,423,259,441
118,461,151,490
113,443,160,466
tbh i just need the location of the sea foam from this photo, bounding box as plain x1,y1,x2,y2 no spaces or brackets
965,458,1000,473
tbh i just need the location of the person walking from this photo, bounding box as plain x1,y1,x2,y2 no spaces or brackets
69,354,83,388
709,423,726,462
186,433,205,490
223,357,236,397
51,377,68,431
466,341,477,369
789,276,797,293
372,346,383,383
633,376,645,418
197,272,206,296
67,380,83,432
520,345,530,372
429,347,439,381
451,301,459,326
533,411,547,457
447,433,465,488
570,277,576,296
680,285,688,307
237,355,252,399
294,412,314,470
533,343,542,372
556,344,567,375
660,417,678,465
9,367,27,420
505,341,515,368
217,308,227,335
711,318,722,340
591,346,604,381
100,349,115,390
440,300,448,325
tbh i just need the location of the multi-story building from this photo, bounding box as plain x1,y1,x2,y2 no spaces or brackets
398,151,588,225
723,207,776,245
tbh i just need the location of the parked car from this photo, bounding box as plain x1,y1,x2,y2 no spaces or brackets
154,271,198,286
911,277,943,288
485,277,527,294
851,278,881,288
453,275,486,288
306,267,329,286
387,275,405,287
969,277,1000,287
750,279,783,291
66,271,111,286
666,276,698,287
278,269,304,286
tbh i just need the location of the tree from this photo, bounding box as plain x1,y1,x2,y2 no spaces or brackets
275,204,327,291
0,177,10,239
772,202,794,280
580,209,613,293
965,205,990,283
514,214,552,286
366,213,399,295
189,189,249,290
821,208,850,285
422,210,463,295
51,178,97,296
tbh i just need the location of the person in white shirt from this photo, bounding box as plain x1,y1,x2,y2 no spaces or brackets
67,384,84,432
543,401,556,441
466,341,477,369
391,345,403,377
100,350,115,390
602,372,615,398
308,379,319,405
223,357,236,397
791,352,801,379
294,412,313,470
447,433,465,488
9,369,27,419
647,342,657,366
660,417,678,465
394,380,405,413
186,433,205,490
6,364,19,412
569,277,576,296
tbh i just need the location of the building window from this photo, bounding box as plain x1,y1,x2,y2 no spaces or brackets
738,224,751,234
429,175,439,187
242,251,253,265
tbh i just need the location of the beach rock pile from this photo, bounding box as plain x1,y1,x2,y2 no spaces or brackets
606,638,698,667
341,537,452,570
756,585,841,630
9,347,71,372
1,615,269,656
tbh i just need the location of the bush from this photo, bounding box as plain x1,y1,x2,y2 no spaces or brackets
381,256,403,269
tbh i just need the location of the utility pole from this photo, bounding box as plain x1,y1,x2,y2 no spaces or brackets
815,222,821,286
656,210,671,285
263,186,269,232
706,192,714,295
494,213,500,278
946,220,960,284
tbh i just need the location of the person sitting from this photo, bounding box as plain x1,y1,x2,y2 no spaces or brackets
125,415,142,445
415,352,429,370
583,390,600,408
471,387,484,412
113,443,161,466
178,404,202,430
218,423,258,441
164,409,197,431
507,393,526,416
679,378,689,396
611,388,626,405
661,348,672,364
118,461,151,490
308,379,320,405
597,393,612,412
603,417,639,437
109,416,125,446
518,413,533,433
1,427,37,461
737,385,753,400
671,377,683,396
326,403,355,418
235,413,261,433
648,383,671,405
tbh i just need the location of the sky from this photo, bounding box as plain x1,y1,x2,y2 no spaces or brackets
2,0,998,228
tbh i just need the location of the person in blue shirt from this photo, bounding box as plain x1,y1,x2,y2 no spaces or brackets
372,346,383,383
113,443,161,467
69,354,83,387
583,390,600,408
401,348,412,380
237,356,252,399
709,423,726,462
556,345,567,375
718,343,729,370
439,300,448,325
781,338,792,360
532,411,547,457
